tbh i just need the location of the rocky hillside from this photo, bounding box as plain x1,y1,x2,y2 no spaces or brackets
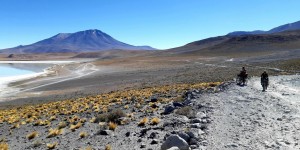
165,30,300,56
0,82,221,150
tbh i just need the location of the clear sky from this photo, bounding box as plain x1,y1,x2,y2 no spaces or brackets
0,0,299,50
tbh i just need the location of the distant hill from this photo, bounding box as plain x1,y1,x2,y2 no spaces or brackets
165,30,300,56
227,20,300,36
0,29,155,54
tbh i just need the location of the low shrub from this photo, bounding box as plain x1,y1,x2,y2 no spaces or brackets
27,131,38,140
175,106,195,118
108,122,117,131
138,117,148,126
150,117,160,125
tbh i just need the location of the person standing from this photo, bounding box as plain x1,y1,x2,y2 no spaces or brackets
261,71,269,92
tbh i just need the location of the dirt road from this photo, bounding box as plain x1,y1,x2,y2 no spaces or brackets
203,75,300,149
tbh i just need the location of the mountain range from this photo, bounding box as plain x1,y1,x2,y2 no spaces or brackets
227,20,300,36
1,20,300,54
0,29,155,54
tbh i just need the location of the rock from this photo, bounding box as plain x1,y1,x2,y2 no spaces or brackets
196,112,207,119
180,116,190,123
164,105,175,114
151,139,159,144
189,138,198,146
190,119,201,124
277,118,282,121
178,132,190,143
225,143,238,148
186,131,196,139
198,129,205,135
190,145,198,149
173,102,184,107
150,103,159,108
201,140,208,146
140,128,151,137
186,129,204,139
98,130,113,136
166,147,180,150
161,135,190,150
190,123,201,128
183,99,192,106
148,132,158,139
151,97,158,102
137,138,142,142
125,132,130,137
140,143,146,148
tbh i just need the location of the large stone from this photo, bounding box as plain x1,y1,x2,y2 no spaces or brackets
186,129,205,139
190,123,201,128
151,97,158,102
173,102,184,107
151,139,159,144
164,105,175,114
189,138,198,145
196,112,207,119
161,135,190,150
190,119,201,124
178,132,190,143
98,130,113,136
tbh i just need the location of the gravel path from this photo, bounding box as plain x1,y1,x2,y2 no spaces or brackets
205,75,300,149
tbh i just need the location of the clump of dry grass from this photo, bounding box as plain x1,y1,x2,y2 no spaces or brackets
0,142,9,150
47,128,63,138
175,106,195,118
96,109,125,123
105,144,112,150
138,117,148,126
90,117,97,123
79,131,88,138
27,131,38,140
108,122,117,131
124,105,129,109
150,117,160,125
58,121,67,129
49,115,56,121
80,146,93,150
70,122,82,132
0,81,222,130
10,123,20,129
46,142,57,149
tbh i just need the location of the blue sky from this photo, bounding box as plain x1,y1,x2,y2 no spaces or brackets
0,0,299,49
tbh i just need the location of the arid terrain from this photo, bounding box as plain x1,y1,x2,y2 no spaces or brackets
1,30,300,150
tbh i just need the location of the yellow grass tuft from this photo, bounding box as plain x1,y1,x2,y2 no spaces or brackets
79,131,88,138
90,117,97,123
70,122,82,132
49,115,57,121
10,123,20,129
108,122,117,131
58,121,67,129
46,142,57,149
47,128,63,138
105,144,112,150
138,117,148,126
150,117,160,125
124,105,129,109
0,142,9,150
27,131,38,140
